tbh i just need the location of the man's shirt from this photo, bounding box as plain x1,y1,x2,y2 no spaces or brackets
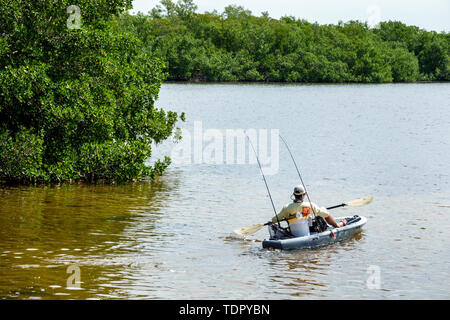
272,201,330,223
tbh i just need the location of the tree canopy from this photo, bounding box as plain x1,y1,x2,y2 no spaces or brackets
114,0,449,83
0,0,184,183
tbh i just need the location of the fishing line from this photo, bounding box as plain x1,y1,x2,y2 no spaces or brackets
245,132,280,227
279,134,319,220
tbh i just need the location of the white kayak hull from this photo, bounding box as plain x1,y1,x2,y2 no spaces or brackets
262,216,367,250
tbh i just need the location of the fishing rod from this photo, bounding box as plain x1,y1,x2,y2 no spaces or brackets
245,132,281,227
278,134,319,221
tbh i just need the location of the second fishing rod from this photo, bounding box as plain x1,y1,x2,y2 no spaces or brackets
245,132,317,228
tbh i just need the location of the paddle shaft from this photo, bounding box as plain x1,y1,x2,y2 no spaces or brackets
326,203,346,210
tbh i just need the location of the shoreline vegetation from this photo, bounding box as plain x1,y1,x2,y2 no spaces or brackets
115,0,449,83
0,0,448,185
0,0,184,185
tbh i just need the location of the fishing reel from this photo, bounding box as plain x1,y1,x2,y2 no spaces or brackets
311,216,329,233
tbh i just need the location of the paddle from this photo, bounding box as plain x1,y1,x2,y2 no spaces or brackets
234,196,373,236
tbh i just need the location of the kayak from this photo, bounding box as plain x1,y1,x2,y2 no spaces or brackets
262,215,367,250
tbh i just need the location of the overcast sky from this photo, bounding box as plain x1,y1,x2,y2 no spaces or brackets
131,0,449,32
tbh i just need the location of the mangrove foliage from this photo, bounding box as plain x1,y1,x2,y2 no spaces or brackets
0,0,184,184
114,0,449,83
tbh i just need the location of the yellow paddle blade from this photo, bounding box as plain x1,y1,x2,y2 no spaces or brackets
345,196,374,207
234,223,265,236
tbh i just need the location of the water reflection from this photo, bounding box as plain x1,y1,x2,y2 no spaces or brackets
2,83,450,299
244,231,366,298
0,177,178,299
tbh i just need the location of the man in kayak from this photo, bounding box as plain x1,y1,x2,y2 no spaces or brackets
272,185,347,228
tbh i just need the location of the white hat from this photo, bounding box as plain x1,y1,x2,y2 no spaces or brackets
293,185,306,195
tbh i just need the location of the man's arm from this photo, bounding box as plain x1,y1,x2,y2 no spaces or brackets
312,204,330,219
312,204,346,228
271,205,288,223
325,215,346,228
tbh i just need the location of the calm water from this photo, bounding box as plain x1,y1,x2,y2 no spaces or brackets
1,83,449,299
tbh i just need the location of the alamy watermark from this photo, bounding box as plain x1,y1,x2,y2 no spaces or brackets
66,264,81,289
67,5,82,30
366,265,381,290
170,121,280,175
366,5,381,29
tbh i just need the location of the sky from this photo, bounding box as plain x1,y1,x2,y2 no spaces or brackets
131,0,449,32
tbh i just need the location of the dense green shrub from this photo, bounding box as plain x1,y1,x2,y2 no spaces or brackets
0,126,44,182
114,0,449,83
0,0,183,184
387,47,419,82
